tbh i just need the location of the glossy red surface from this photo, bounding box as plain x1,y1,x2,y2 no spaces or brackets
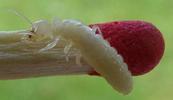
89,21,165,76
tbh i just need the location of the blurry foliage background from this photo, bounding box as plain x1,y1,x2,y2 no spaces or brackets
0,0,172,100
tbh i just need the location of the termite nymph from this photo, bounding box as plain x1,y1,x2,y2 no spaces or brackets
24,19,133,94
0,11,165,95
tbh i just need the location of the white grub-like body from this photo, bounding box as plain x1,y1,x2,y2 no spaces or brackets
51,19,133,94
0,19,132,94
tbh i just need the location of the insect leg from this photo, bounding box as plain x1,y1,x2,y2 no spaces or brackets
39,37,60,52
64,42,73,62
75,51,82,66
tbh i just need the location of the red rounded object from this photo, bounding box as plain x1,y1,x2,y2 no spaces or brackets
89,20,165,76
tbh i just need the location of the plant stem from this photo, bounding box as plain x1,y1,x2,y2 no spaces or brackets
0,30,94,79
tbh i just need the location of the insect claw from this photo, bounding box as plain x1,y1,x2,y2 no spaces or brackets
75,52,82,66
65,54,70,62
92,25,103,35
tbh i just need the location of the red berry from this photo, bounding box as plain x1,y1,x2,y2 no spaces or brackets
89,20,165,76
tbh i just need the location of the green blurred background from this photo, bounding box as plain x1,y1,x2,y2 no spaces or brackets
0,0,172,100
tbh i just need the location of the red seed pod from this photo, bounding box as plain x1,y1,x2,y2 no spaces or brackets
89,20,165,76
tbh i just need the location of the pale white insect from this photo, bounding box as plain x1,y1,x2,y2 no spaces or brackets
23,19,133,94
0,14,133,94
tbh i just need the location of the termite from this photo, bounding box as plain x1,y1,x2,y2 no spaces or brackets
29,19,133,94
0,18,132,94
0,13,165,95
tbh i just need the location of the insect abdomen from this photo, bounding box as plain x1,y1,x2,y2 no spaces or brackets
53,19,133,94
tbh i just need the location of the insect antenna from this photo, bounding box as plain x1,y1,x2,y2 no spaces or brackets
7,9,33,28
